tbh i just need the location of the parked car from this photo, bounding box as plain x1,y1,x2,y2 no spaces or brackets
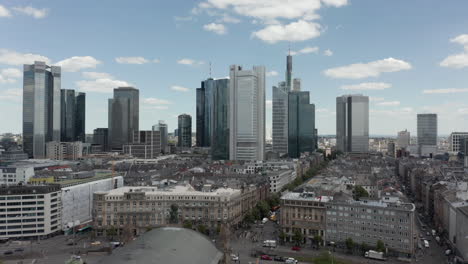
14,248,24,252
261,255,273,260
291,246,301,251
274,256,286,261
231,254,239,261
285,258,298,264
4,250,13,255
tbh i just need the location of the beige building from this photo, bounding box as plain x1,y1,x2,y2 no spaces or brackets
46,141,83,160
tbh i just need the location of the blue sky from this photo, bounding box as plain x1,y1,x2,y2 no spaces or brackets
1,0,468,136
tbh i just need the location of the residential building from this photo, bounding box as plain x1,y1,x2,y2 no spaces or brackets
178,114,192,148
280,192,331,245
123,131,161,159
336,95,369,153
397,130,410,149
93,128,108,152
449,132,468,153
108,87,139,150
288,91,316,158
325,199,415,256
272,82,289,156
0,166,34,185
23,61,61,158
152,121,168,154
456,206,468,261
0,185,62,239
46,141,83,160
268,170,296,193
229,65,265,161
417,114,437,155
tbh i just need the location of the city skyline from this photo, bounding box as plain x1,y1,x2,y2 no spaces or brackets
1,1,468,136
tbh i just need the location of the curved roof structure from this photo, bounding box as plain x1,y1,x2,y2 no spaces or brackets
100,227,223,264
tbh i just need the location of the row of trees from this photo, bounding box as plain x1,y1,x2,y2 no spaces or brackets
344,238,385,254
281,161,328,192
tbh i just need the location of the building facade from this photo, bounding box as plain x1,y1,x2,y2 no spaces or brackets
60,89,86,143
288,91,316,158
336,95,369,153
229,65,265,161
108,87,139,150
448,132,468,153
75,92,86,142
0,185,62,239
93,128,109,152
123,131,161,159
23,61,61,159
178,114,192,148
397,130,411,149
0,166,34,185
46,141,83,160
272,82,289,156
196,87,205,147
211,79,230,160
152,121,168,154
417,113,437,149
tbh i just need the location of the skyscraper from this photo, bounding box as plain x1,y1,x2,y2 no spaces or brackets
60,89,86,142
229,65,265,161
108,87,139,150
211,78,230,160
336,95,369,153
75,92,86,142
178,114,192,148
417,114,437,146
272,81,289,156
293,78,301,91
23,61,61,158
286,53,293,90
288,91,316,158
152,121,168,154
93,128,108,151
397,129,410,149
196,87,205,147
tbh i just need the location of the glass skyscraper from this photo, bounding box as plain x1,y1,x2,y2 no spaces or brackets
272,82,289,156
23,61,61,158
75,92,86,142
196,87,205,147
288,91,315,158
211,78,229,160
417,114,437,146
108,87,139,150
61,89,76,142
178,114,192,148
229,65,265,161
336,94,369,153
152,120,168,153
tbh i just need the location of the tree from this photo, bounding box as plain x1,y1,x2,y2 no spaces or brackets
106,226,117,240
292,229,303,246
183,220,193,229
376,240,385,252
345,238,354,253
279,231,286,245
257,201,270,219
361,242,369,253
313,235,323,249
267,193,280,208
169,204,179,224
251,207,261,220
353,185,369,200
243,212,254,224
197,224,208,235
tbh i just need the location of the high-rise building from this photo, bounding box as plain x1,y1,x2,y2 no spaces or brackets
123,130,161,159
272,82,289,156
178,114,192,148
60,89,86,143
336,95,369,153
286,53,293,90
448,132,468,153
211,79,230,160
417,114,437,146
292,78,301,92
397,129,411,149
23,61,61,158
152,121,168,154
93,128,108,152
46,141,83,160
75,92,86,142
108,87,139,150
387,141,396,157
288,91,315,158
196,87,205,147
229,65,265,161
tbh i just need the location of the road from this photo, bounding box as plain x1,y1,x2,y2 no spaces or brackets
413,213,448,264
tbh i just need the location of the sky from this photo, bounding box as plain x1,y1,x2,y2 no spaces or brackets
0,0,468,137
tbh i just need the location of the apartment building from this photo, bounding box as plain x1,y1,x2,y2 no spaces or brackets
0,166,34,185
46,141,83,160
0,185,61,239
268,170,296,193
325,199,415,256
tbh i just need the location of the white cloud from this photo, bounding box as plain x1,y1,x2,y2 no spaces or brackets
290,46,319,56
377,101,400,106
82,72,113,79
316,108,330,113
115,57,150,64
369,97,385,102
324,49,333,56
252,20,321,44
0,5,11,17
422,88,468,94
12,6,49,19
203,23,227,35
55,56,101,72
171,85,190,92
177,58,204,65
76,78,132,93
458,108,468,114
323,58,412,79
0,49,50,65
341,82,392,91
143,98,172,105
218,14,241,23
266,71,278,77
0,68,22,84
174,16,195,21
0,88,22,101
153,59,160,63
440,34,468,69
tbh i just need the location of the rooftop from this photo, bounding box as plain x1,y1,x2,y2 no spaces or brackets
97,184,241,197
281,191,333,203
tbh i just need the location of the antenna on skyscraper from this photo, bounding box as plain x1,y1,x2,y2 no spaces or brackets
209,61,212,78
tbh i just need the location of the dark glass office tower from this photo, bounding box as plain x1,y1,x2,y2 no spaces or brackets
178,114,192,148
211,79,229,160
288,91,315,158
75,92,86,142
61,89,76,142
108,87,139,150
93,128,108,151
336,95,369,153
23,61,61,158
196,87,205,147
272,82,288,156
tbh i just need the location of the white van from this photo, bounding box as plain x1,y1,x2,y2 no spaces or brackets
424,240,429,248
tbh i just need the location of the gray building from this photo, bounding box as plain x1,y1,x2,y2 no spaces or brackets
397,129,410,149
196,87,205,147
60,89,86,142
75,92,86,142
336,95,369,153
211,79,230,160
123,130,161,159
288,91,315,158
92,128,108,152
448,132,468,153
152,121,168,154
178,114,192,148
286,53,293,90
229,65,265,161
108,87,139,150
23,61,61,158
293,78,301,91
272,82,289,156
417,114,437,146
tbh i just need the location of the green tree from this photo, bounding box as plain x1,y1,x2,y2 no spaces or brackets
251,206,261,220
267,193,280,208
243,212,255,224
279,231,286,245
216,224,221,234
256,201,270,219
183,220,193,229
345,238,354,253
376,240,385,252
292,229,303,246
106,226,117,240
361,242,369,253
197,224,208,235
353,185,369,200
169,204,179,224
313,235,323,249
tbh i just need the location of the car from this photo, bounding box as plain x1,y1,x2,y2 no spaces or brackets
261,255,273,260
4,250,13,255
291,246,301,251
231,254,239,261
426,232,430,236
285,258,298,264
14,248,24,252
274,256,286,261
